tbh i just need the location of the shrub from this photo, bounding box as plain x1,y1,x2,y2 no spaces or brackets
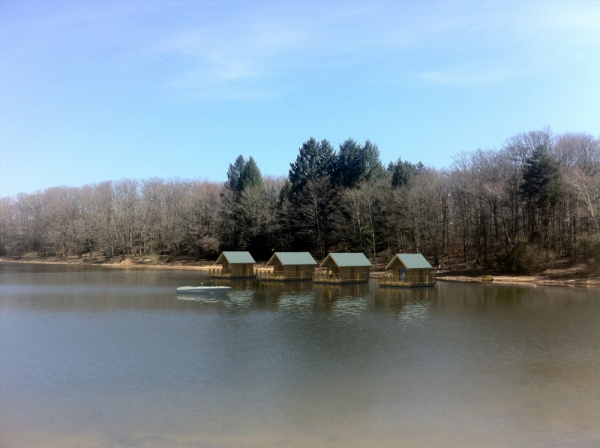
502,245,530,274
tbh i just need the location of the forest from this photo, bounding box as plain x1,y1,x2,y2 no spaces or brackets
1,128,599,273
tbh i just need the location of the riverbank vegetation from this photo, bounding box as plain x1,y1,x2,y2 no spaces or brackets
1,128,598,277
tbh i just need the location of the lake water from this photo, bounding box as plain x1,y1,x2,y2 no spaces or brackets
0,263,598,448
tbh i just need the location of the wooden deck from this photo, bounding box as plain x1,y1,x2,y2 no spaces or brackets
377,275,436,288
257,271,313,282
208,268,256,279
313,273,370,284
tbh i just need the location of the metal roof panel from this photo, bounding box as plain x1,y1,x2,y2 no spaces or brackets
386,253,432,270
217,251,256,264
268,252,317,266
322,253,372,267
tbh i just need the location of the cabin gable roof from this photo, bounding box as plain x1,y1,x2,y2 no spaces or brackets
321,253,372,268
385,253,432,270
267,252,317,266
216,251,256,264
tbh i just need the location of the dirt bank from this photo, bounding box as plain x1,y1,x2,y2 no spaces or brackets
431,262,599,288
0,254,275,272
1,255,598,288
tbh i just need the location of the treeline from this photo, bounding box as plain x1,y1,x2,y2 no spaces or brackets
1,129,599,272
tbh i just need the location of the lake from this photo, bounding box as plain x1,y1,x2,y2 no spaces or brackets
0,263,598,448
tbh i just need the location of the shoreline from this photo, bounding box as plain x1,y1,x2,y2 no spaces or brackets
435,275,599,288
2,257,598,288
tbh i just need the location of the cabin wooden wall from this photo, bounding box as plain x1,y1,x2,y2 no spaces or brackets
321,259,339,274
272,260,284,273
286,265,313,277
392,266,431,280
220,262,254,274
338,266,370,279
271,260,314,277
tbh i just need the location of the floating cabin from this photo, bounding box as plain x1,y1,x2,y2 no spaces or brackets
314,253,372,284
259,252,317,281
378,253,436,288
209,251,256,279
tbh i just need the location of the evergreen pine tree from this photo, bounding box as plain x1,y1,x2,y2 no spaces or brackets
520,145,561,208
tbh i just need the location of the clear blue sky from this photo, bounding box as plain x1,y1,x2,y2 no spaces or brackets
1,0,599,197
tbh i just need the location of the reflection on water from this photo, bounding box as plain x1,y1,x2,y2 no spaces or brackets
176,293,231,304
276,291,315,315
374,286,435,323
1,262,599,448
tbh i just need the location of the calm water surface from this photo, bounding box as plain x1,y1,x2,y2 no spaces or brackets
0,263,598,448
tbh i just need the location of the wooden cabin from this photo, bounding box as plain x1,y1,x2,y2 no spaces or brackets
314,253,372,283
259,252,317,281
378,253,436,287
209,251,256,279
